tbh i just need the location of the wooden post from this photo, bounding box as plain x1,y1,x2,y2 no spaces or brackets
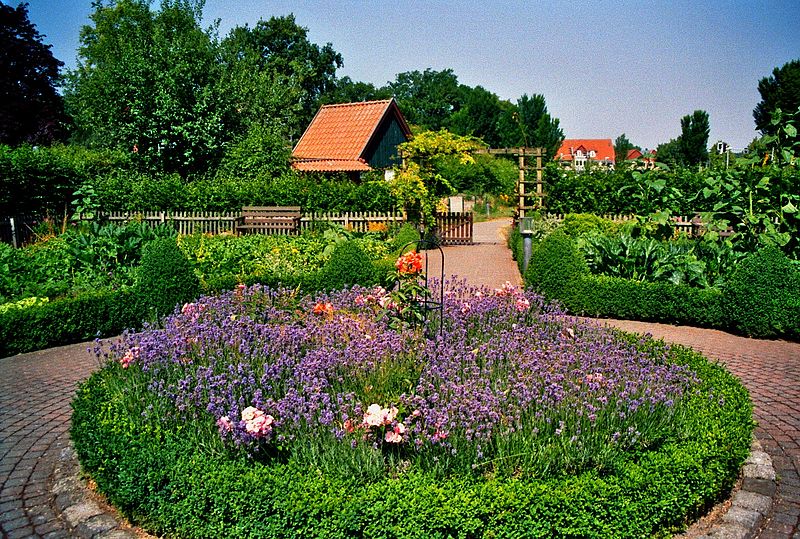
536,151,543,209
9,217,17,249
518,150,526,220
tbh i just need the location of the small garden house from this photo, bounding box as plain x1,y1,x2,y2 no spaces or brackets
291,99,412,180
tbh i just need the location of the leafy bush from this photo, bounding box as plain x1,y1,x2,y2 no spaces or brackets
91,170,398,213
391,222,421,253
318,240,377,290
0,289,142,357
560,213,621,238
71,283,752,537
0,144,128,216
134,237,200,320
722,246,800,338
524,230,590,304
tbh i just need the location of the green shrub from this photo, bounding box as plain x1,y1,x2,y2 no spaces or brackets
391,222,421,253
567,275,725,327
525,230,590,304
722,246,800,338
319,241,377,291
134,237,200,319
560,213,621,238
0,289,142,357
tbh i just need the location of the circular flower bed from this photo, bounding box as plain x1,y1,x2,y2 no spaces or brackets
71,280,753,538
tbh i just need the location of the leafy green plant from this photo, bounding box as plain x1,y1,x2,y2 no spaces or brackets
134,237,200,320
525,230,589,304
722,246,800,338
318,240,377,291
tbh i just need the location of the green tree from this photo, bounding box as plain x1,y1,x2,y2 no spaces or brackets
449,85,508,147
515,94,564,157
64,0,226,174
389,68,461,130
679,110,710,166
754,59,800,136
322,76,392,105
219,15,343,137
614,133,635,164
0,2,68,145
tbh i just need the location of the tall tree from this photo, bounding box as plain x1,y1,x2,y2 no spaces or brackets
515,94,564,157
679,110,710,165
448,85,507,147
614,133,634,163
0,2,68,145
388,68,461,130
220,15,343,137
754,59,800,136
65,0,227,174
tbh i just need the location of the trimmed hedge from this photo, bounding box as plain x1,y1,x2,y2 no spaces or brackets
0,290,143,357
514,230,732,332
71,340,752,537
134,237,201,320
722,246,800,339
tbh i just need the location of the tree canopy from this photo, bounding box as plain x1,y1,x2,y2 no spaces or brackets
0,2,68,145
754,59,800,136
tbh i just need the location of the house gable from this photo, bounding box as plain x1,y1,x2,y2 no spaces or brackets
291,99,412,173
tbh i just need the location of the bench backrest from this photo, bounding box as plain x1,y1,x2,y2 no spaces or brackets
241,206,301,219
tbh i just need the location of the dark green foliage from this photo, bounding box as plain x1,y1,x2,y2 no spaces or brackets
391,223,421,253
319,241,377,291
70,343,752,537
524,230,589,303
566,275,725,328
134,237,200,319
0,144,127,216
0,290,142,357
754,59,800,136
0,3,68,146
722,246,800,338
91,170,398,213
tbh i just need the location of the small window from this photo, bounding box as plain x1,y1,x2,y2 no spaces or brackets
589,150,596,158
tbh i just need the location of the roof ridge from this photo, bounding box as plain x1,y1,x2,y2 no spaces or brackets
320,99,393,109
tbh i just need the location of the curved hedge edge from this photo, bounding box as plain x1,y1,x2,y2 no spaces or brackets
0,289,143,358
70,333,753,538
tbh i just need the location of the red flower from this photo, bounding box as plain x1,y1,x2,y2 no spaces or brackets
312,301,334,316
395,251,423,275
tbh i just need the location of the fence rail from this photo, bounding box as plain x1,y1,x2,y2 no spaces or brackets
435,212,473,245
540,213,762,238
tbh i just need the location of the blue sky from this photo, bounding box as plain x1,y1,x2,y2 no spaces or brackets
19,0,800,151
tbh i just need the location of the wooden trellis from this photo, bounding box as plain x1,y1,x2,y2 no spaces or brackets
477,147,545,220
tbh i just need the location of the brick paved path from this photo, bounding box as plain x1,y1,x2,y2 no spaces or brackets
1,218,797,537
0,342,98,537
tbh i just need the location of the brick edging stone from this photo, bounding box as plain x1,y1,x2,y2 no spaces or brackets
50,443,139,539
692,438,776,539
51,437,775,538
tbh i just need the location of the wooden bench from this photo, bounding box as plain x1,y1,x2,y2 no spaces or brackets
236,206,301,236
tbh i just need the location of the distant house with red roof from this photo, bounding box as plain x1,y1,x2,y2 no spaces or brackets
626,148,657,169
291,99,412,179
554,139,616,171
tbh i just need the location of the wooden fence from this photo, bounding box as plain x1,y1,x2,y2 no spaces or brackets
541,213,741,238
435,212,473,245
0,215,42,248
1,209,481,246
71,210,407,236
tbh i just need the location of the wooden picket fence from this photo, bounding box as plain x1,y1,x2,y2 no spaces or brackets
542,213,734,237
2,209,478,246
69,210,407,236
434,211,474,245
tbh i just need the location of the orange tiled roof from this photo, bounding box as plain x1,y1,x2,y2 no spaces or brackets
555,139,616,162
292,158,372,172
626,148,643,160
291,99,411,171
